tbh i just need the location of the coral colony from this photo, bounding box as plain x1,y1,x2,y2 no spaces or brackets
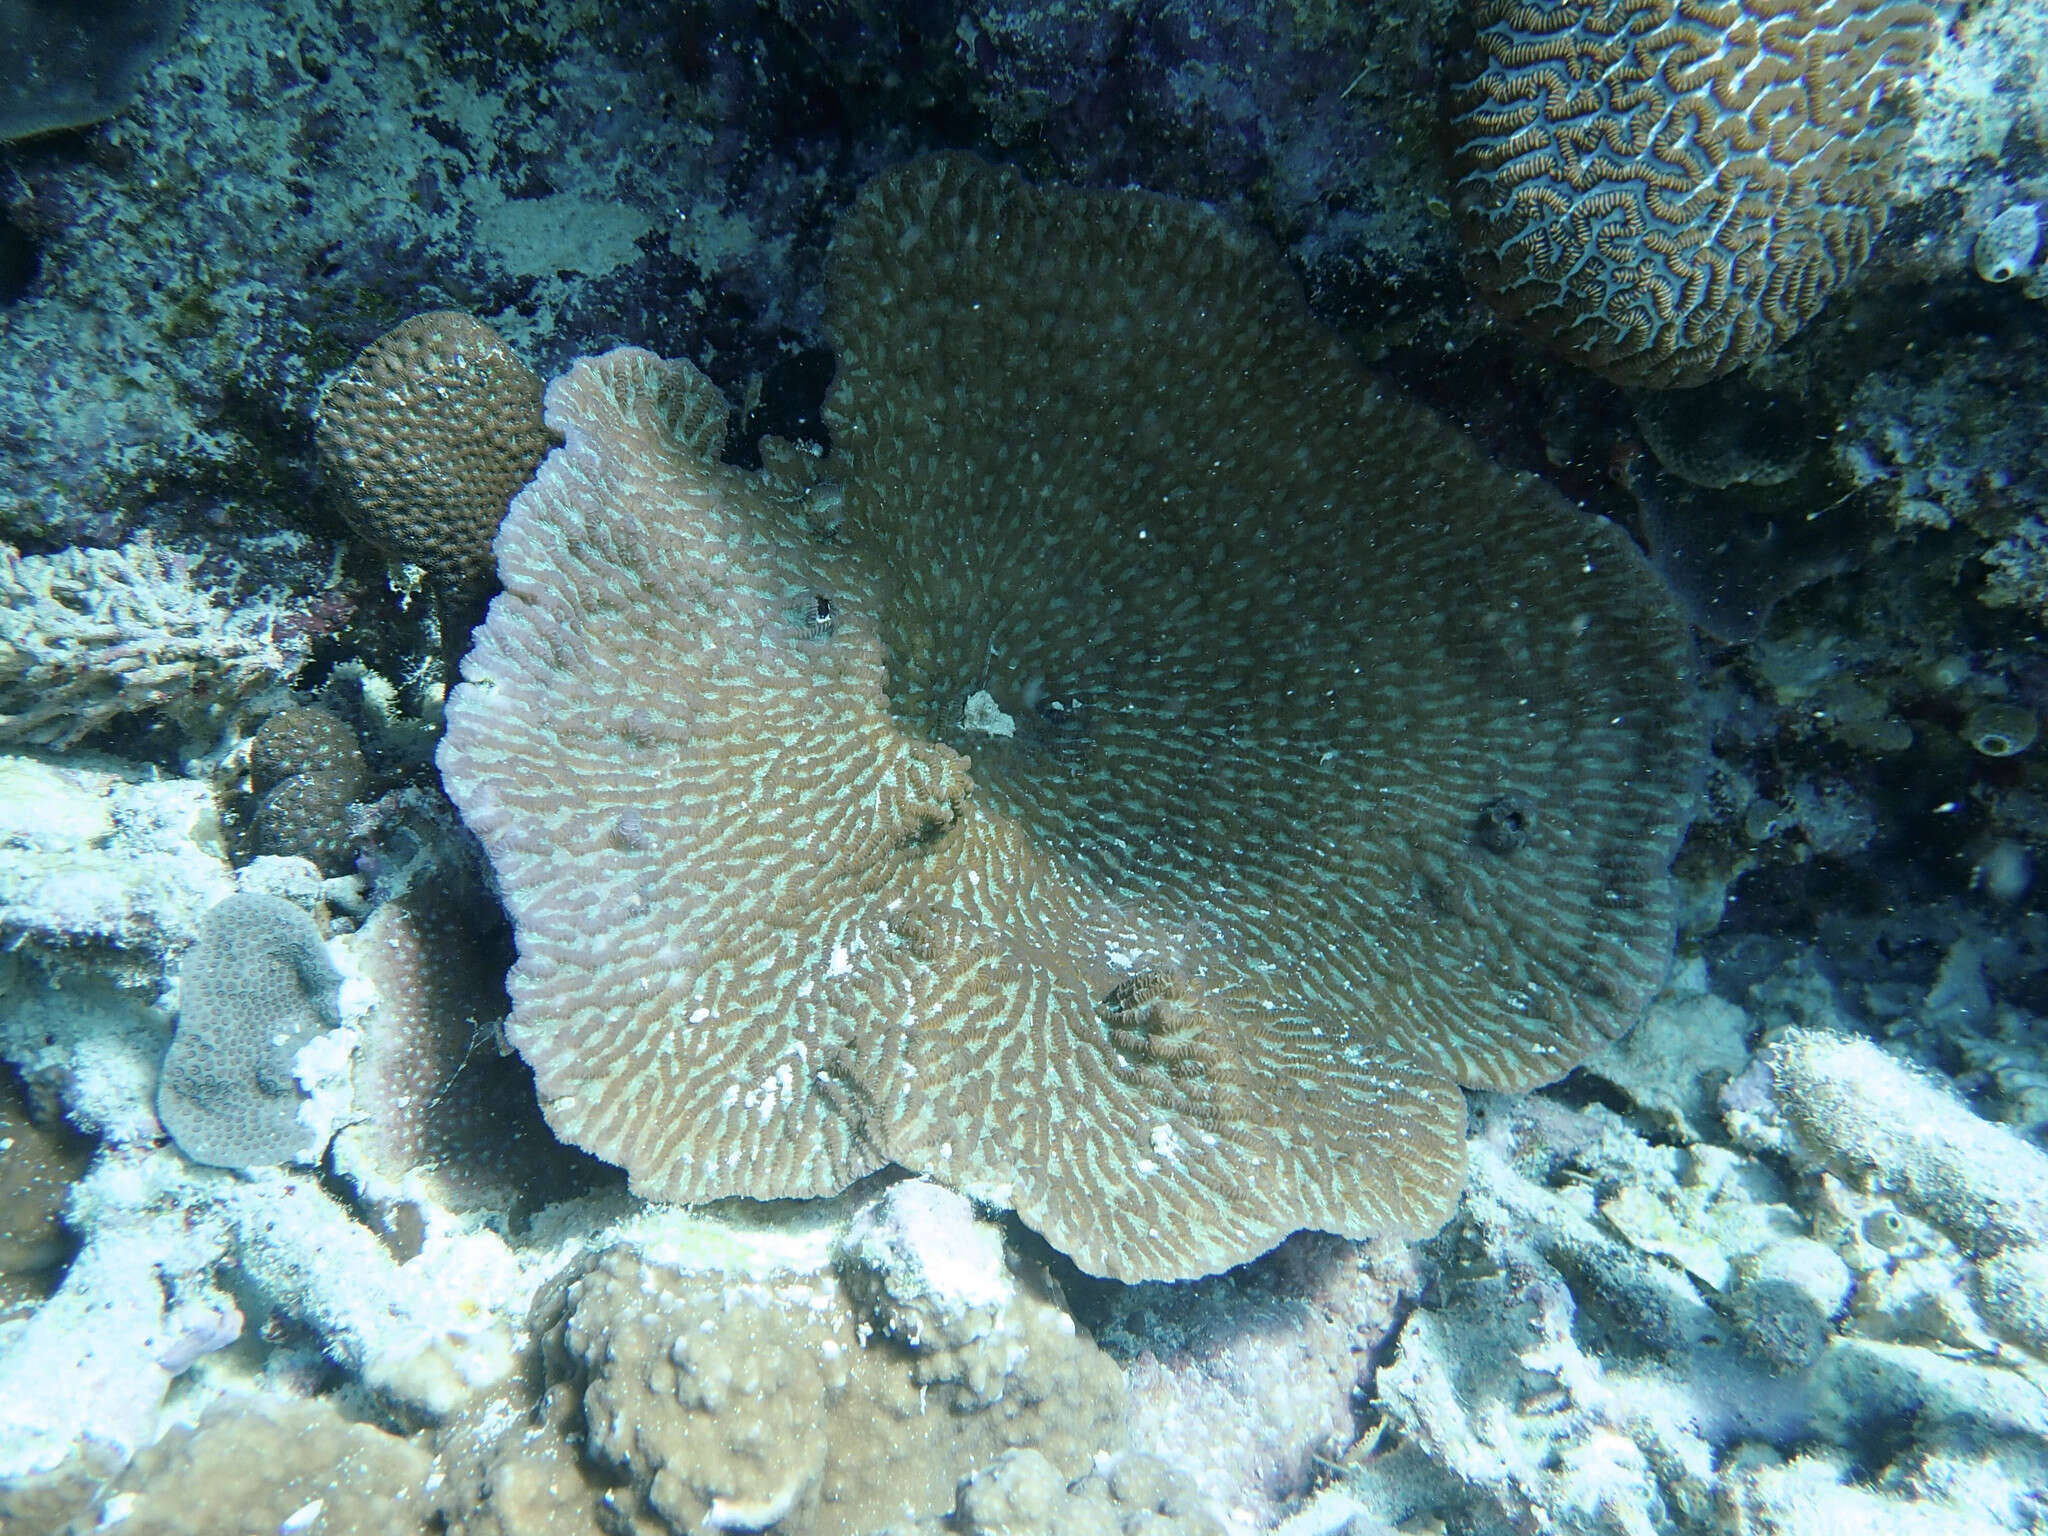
440,156,1698,1282
3,1,2048,1532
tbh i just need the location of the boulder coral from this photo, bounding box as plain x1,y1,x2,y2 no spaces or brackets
551,1233,1126,1534
1453,0,1941,387
440,155,1700,1282
316,313,553,595
246,703,370,874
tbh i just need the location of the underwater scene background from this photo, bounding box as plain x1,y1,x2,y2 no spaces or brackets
1,0,2046,1531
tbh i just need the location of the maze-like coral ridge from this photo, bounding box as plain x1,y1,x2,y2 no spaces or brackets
1453,0,1938,388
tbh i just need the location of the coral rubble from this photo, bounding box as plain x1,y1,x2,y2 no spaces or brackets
1297,963,2048,1536
155,892,343,1170
0,539,304,754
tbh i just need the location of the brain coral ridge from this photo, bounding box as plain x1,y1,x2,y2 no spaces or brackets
1454,0,1940,388
439,155,1701,1282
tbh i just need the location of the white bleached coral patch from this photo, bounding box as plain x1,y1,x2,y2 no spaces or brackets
0,756,232,966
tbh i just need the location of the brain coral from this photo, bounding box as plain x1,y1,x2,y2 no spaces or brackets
316,312,552,591
1453,0,1940,388
440,155,1700,1281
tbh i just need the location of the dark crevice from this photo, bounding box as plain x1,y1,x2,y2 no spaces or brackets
0,206,41,303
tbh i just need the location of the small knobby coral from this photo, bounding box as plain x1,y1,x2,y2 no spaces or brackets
1453,0,1940,388
248,703,370,873
441,156,1700,1281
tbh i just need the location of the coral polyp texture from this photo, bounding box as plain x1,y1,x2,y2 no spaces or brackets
156,892,342,1169
1452,0,1940,388
247,703,369,873
315,312,552,591
440,156,1700,1282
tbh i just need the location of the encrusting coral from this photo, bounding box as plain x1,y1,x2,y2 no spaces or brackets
1453,0,1941,387
155,892,342,1169
88,1393,434,1536
334,877,595,1219
439,155,1700,1282
550,1236,1127,1534
427,1186,1223,1536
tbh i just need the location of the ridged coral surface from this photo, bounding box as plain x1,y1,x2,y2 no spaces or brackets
440,157,1700,1281
1454,0,1939,388
316,312,551,588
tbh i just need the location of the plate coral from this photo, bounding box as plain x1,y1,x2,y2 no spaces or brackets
440,156,1701,1282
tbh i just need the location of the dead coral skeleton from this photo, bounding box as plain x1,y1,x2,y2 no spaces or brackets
0,536,304,750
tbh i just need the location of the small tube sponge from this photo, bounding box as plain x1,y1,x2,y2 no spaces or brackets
156,893,343,1169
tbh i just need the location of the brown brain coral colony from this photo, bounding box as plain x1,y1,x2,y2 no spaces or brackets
439,156,1702,1282
316,311,553,592
1453,0,1940,389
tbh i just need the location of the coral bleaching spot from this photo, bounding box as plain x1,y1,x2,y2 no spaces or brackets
440,155,1701,1281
